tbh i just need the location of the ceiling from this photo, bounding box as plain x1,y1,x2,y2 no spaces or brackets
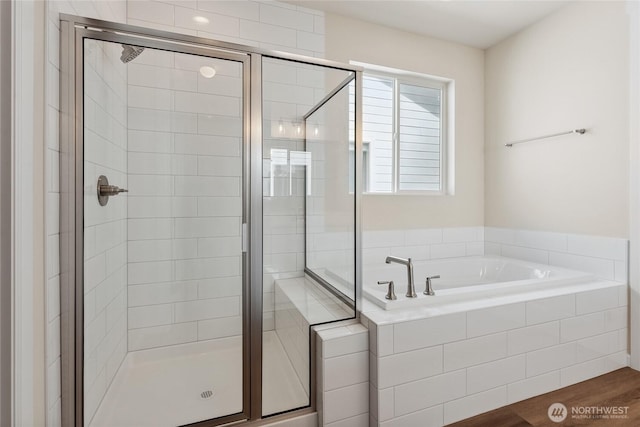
288,1,568,49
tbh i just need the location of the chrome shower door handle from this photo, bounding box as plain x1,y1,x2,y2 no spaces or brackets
97,175,128,206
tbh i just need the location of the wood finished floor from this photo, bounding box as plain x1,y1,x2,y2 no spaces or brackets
449,368,640,427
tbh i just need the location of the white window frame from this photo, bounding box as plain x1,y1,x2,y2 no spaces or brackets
354,62,454,196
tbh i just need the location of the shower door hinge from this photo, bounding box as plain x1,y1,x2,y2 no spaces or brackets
242,223,248,253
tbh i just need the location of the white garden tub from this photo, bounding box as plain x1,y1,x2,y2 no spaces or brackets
364,255,593,309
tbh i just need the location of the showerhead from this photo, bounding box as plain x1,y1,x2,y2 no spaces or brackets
120,44,145,63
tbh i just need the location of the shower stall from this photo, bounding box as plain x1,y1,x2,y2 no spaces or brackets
59,16,361,427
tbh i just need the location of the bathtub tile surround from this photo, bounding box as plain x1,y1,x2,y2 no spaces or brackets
364,226,628,284
362,227,484,265
485,227,628,283
360,225,630,425
365,282,628,426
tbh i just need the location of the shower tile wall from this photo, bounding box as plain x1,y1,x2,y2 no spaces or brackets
126,0,327,331
125,52,244,351
362,227,485,266
126,0,325,58
82,39,129,425
46,3,127,426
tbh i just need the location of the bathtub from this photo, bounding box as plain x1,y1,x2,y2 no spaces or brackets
364,255,593,310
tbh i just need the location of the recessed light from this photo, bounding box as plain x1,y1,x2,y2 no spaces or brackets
193,16,209,24
199,66,216,78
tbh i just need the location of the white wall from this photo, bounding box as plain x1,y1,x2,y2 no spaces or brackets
324,13,485,231
484,1,630,238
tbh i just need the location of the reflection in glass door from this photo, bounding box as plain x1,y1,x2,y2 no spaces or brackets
81,37,248,427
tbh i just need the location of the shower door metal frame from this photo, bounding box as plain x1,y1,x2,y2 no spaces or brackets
59,14,364,427
60,17,253,427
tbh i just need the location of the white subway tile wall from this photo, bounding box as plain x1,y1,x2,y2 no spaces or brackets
123,0,327,329
126,1,325,58
365,282,628,426
362,227,485,265
123,0,326,343
316,323,369,427
84,38,130,427
485,227,629,282
126,51,244,351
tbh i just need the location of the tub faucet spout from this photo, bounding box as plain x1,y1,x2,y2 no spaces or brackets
385,256,417,298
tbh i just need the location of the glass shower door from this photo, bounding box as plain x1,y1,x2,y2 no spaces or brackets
261,57,357,417
82,37,249,427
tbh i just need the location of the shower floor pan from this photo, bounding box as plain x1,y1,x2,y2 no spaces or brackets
90,331,307,427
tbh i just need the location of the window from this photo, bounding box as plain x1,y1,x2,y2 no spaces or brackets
352,67,451,194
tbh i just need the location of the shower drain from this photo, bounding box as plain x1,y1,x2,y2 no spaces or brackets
200,390,214,400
